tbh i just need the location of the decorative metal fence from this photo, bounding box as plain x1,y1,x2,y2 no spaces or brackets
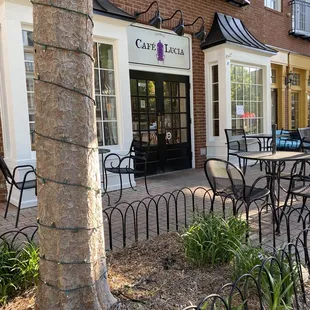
2,187,310,309
182,239,310,309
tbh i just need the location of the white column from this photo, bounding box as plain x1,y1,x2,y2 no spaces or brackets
0,15,36,208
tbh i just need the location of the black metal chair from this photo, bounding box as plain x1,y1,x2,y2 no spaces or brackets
204,158,271,228
281,160,310,222
298,127,310,153
103,139,151,204
224,129,261,173
0,156,36,227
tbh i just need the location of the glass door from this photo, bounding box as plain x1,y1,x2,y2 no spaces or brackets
130,71,192,175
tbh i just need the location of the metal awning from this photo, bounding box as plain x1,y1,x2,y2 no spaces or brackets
201,13,277,54
93,0,135,22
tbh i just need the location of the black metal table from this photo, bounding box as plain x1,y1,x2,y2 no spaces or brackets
245,133,272,151
237,151,310,232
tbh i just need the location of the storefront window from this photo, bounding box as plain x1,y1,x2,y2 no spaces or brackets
211,65,219,136
94,43,118,146
22,30,35,151
291,92,299,129
231,64,263,134
23,31,118,149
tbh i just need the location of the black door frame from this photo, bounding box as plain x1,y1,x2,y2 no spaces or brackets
130,70,192,174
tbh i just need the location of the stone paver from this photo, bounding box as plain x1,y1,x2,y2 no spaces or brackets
0,163,309,260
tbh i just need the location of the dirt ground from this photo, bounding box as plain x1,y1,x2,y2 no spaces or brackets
2,232,310,309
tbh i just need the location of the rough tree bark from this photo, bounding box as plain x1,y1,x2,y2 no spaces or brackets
33,1,116,309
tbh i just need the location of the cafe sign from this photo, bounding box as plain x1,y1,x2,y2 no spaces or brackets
127,26,190,70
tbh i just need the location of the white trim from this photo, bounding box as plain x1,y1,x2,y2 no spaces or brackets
128,27,195,168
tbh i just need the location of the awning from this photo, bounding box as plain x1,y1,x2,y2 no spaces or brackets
201,13,277,54
93,0,135,22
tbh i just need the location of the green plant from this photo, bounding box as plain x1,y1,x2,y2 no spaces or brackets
181,213,248,266
0,241,39,304
233,245,298,309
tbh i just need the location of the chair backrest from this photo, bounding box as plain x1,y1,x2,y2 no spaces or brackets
298,127,310,152
224,129,247,151
204,158,245,197
0,156,13,184
128,139,151,171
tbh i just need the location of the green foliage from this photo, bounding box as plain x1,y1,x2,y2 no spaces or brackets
233,245,297,309
0,241,39,305
181,213,248,266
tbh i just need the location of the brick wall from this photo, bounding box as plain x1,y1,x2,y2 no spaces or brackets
111,0,310,168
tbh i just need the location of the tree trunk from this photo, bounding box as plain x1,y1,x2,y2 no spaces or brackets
33,1,116,309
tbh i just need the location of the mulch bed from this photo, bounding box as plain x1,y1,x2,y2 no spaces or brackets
2,232,310,309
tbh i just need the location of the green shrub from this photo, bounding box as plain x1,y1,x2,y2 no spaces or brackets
233,245,297,309
181,213,248,266
0,241,39,304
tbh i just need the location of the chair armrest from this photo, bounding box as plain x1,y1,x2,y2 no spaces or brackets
248,175,273,197
103,153,121,169
227,140,241,151
21,170,36,186
12,165,36,180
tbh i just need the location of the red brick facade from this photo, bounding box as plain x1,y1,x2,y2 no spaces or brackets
111,0,310,168
0,1,308,202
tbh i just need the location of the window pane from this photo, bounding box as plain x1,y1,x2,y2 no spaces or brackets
231,64,263,134
164,98,171,113
212,65,219,83
130,79,137,95
180,114,187,128
212,84,219,101
173,114,180,128
171,82,178,97
26,78,34,92
171,98,179,113
98,44,114,69
94,69,100,94
22,30,33,47
163,81,170,97
102,97,117,120
131,97,138,113
93,43,98,68
149,98,156,112
100,70,115,95
147,81,155,96
180,83,186,97
104,122,118,145
181,129,187,142
97,122,103,146
139,98,147,113
138,80,147,96
180,99,186,112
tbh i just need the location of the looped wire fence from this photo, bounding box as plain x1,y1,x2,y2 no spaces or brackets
2,186,310,308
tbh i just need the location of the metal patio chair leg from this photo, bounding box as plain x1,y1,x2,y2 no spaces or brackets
144,174,150,195
129,174,136,191
4,183,14,218
15,186,25,228
115,172,123,204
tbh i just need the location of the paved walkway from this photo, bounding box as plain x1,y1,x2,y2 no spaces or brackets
0,164,307,254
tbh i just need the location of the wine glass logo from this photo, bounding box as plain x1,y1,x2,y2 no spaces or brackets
156,40,165,64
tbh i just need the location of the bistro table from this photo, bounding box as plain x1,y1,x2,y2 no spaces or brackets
245,133,272,151
237,151,310,232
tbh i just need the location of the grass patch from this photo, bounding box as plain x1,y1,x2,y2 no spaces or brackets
0,241,39,305
181,213,248,266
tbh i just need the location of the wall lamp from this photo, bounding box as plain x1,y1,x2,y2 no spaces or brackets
163,10,185,36
285,72,296,85
185,16,206,41
135,1,162,29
